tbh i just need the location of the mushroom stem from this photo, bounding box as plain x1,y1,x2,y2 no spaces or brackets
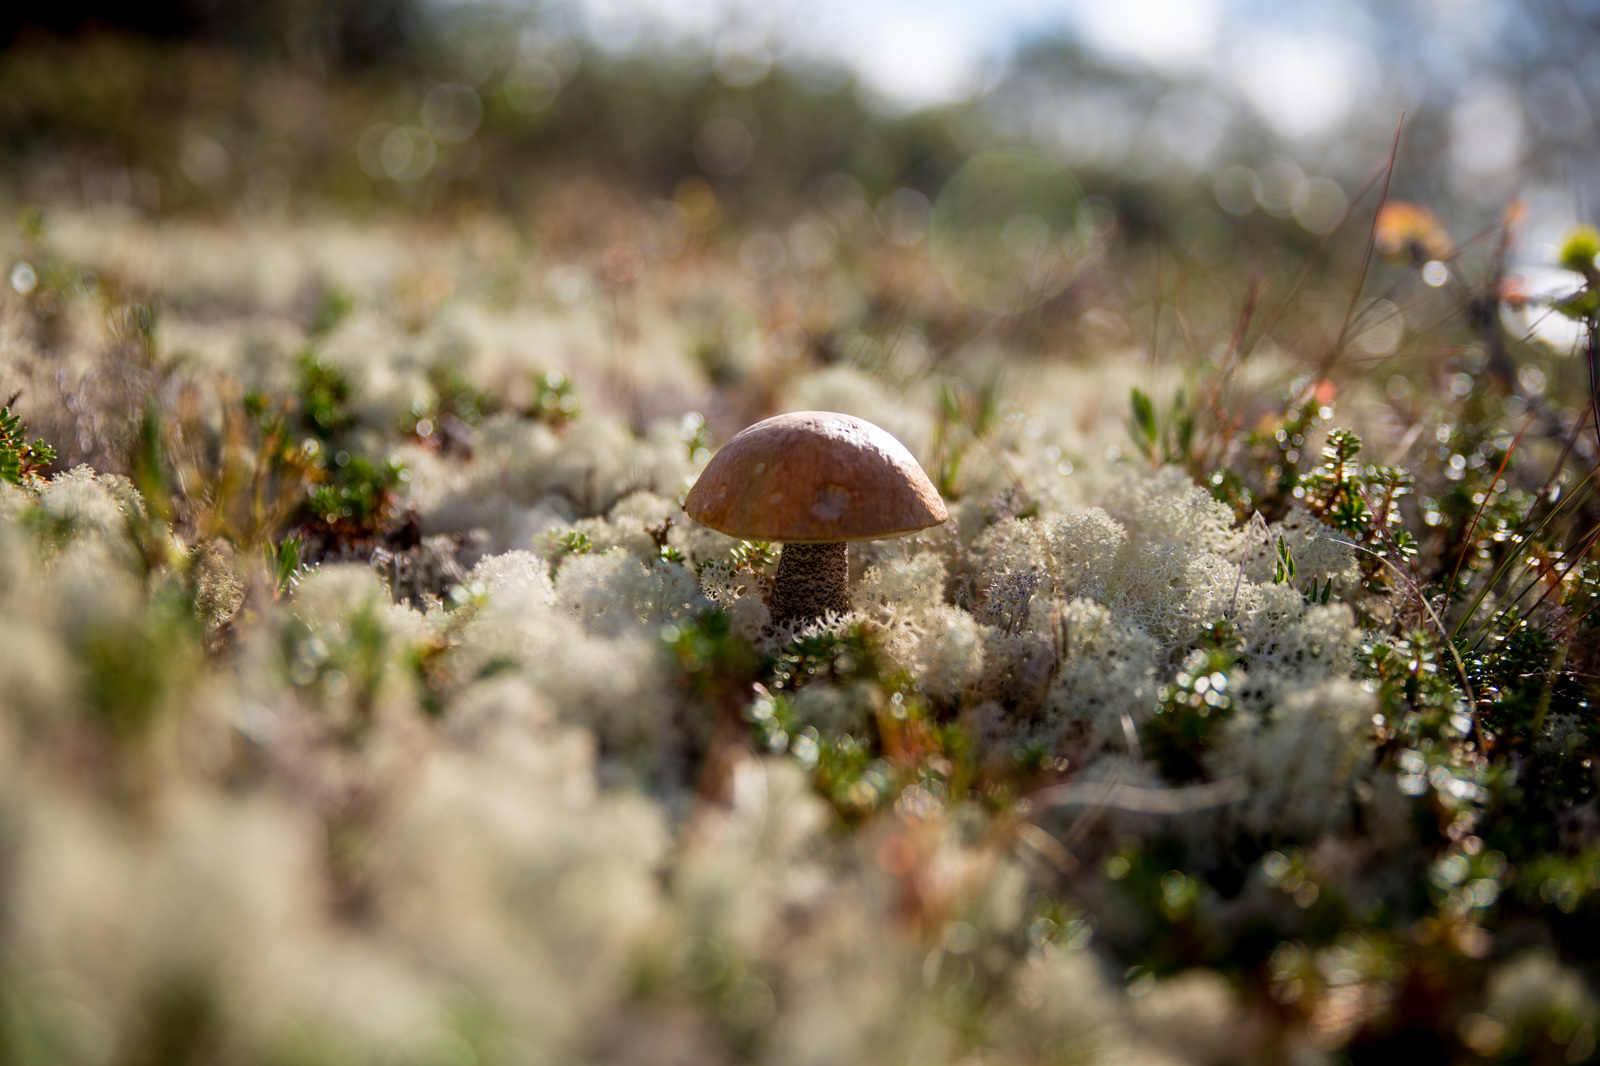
770,541,849,625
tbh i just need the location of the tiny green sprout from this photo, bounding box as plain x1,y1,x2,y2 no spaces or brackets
1303,576,1334,606
1128,387,1158,459
1273,535,1296,584
549,529,593,561
1125,386,1196,467
0,405,57,485
267,535,305,595
932,373,1005,497
941,373,1003,439
559,529,591,554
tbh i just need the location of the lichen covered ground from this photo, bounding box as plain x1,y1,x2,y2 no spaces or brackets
3,196,1599,1065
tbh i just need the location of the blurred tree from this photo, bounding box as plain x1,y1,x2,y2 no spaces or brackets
0,0,421,70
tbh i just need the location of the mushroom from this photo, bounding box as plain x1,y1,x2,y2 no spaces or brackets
684,411,948,626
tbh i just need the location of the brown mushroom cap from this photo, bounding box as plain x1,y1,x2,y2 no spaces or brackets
684,411,948,543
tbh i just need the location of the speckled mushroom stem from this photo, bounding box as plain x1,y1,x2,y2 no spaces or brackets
769,541,850,625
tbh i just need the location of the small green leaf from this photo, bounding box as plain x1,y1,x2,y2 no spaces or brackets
272,536,304,593
550,530,592,558
1127,388,1158,459
1130,388,1157,440
1273,535,1296,584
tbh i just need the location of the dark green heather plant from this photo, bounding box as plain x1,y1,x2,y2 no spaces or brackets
294,350,357,440
0,405,55,485
304,454,408,529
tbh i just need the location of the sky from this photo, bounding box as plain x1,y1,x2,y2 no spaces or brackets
576,0,1224,102
568,0,1414,139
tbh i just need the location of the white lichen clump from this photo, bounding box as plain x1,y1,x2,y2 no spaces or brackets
0,212,1414,1066
0,422,1382,1063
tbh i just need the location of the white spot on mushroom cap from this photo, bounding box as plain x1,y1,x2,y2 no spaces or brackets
811,485,850,521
